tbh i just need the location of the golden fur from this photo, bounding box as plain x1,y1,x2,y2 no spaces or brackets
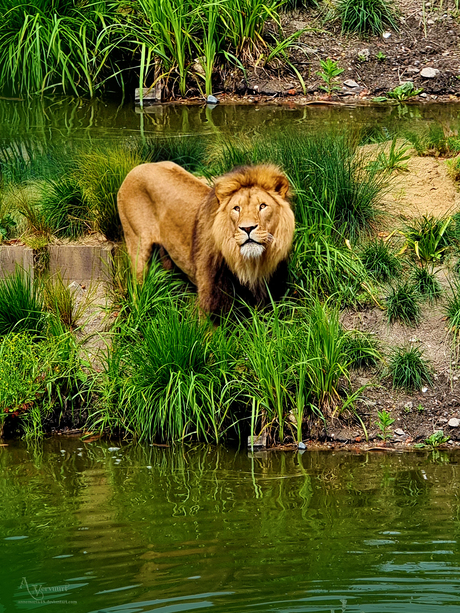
117,161,295,314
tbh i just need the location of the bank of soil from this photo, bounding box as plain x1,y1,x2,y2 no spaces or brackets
212,1,460,103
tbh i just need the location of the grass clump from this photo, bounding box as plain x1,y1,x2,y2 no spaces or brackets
0,270,46,336
40,177,91,239
336,0,399,35
360,239,401,283
399,215,454,267
92,303,239,444
410,266,442,303
343,331,381,368
444,280,460,335
386,281,421,326
75,147,143,242
388,345,433,391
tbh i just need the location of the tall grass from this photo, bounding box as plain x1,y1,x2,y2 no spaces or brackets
75,146,143,241
0,270,46,336
336,0,399,35
0,0,131,96
91,302,240,443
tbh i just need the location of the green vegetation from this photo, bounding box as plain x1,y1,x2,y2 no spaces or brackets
368,137,411,173
0,0,307,99
410,266,441,303
360,239,401,282
1,125,460,446
388,345,433,391
386,82,422,101
336,0,399,35
376,409,394,441
385,281,421,326
399,215,454,267
316,58,344,96
416,430,449,449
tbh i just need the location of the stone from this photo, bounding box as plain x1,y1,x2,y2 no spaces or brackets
404,401,413,410
406,67,420,74
420,67,440,78
193,57,206,76
448,418,460,428
394,428,405,436
248,432,267,448
48,244,113,284
358,48,370,61
420,92,428,98
0,245,34,279
134,85,162,105
426,18,435,25
298,441,306,450
382,31,392,39
207,95,218,104
343,79,360,88
422,387,428,393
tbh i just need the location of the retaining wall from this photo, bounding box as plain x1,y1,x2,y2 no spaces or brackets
0,243,115,283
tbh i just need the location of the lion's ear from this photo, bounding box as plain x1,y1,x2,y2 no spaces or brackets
214,177,241,203
273,174,290,199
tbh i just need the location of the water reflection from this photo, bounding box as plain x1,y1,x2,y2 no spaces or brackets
2,97,460,145
1,442,460,612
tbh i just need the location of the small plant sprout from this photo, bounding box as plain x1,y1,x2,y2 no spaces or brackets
369,136,411,173
376,51,386,61
376,409,395,441
386,82,423,101
415,430,449,449
417,403,425,413
317,58,344,96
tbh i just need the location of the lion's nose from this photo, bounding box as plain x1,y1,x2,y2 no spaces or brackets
240,224,258,236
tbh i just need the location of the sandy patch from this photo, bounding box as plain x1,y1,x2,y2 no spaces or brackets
384,155,460,219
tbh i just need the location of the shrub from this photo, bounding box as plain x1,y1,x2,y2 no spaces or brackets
386,281,421,326
0,271,46,336
360,239,401,283
0,330,89,437
388,345,433,391
336,0,399,35
445,280,460,334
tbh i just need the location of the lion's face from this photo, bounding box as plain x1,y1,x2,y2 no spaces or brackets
211,165,295,289
228,187,278,260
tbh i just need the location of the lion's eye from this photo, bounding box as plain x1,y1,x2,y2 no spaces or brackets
259,203,267,210
233,206,240,212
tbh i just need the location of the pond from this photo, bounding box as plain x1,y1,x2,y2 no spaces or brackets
2,441,460,613
2,97,460,143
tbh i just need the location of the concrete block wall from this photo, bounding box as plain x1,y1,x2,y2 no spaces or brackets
0,244,115,283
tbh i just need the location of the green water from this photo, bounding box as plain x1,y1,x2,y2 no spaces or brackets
2,97,460,143
2,440,460,612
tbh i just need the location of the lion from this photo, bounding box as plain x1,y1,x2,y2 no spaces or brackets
117,161,295,314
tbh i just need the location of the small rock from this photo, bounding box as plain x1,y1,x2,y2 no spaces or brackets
422,387,428,393
193,57,206,76
448,418,460,428
426,18,435,25
438,417,448,423
343,79,360,88
298,441,306,450
406,67,420,74
420,67,440,78
382,31,392,39
404,401,413,409
394,428,405,436
420,92,428,98
357,48,370,61
207,95,219,104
